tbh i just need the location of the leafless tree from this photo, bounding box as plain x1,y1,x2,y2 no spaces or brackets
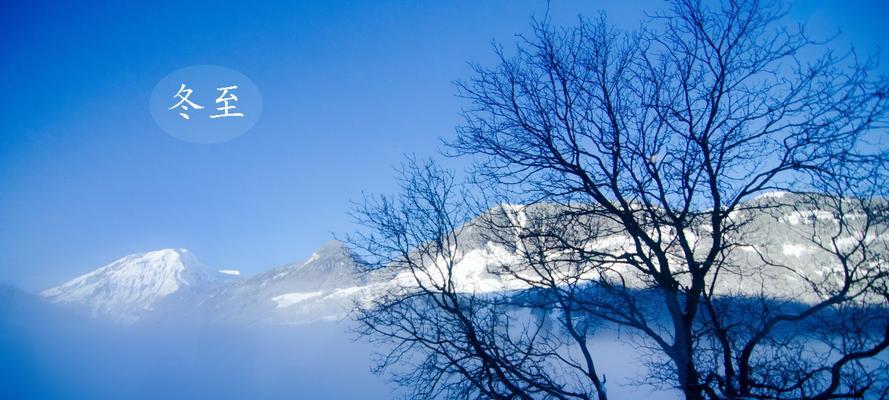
349,159,610,399
350,0,888,399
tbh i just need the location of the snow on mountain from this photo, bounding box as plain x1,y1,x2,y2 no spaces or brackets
41,248,233,323
200,240,367,324
38,192,887,325
439,193,888,303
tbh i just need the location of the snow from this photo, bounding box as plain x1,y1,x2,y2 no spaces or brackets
738,245,759,253
782,243,811,257
327,286,364,298
753,191,789,200
779,210,837,225
39,203,889,325
271,291,325,308
727,210,744,221
500,204,529,229
304,252,321,265
41,248,226,322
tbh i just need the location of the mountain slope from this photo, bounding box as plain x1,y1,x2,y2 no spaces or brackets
41,249,234,322
37,193,887,325
439,192,888,302
201,240,366,324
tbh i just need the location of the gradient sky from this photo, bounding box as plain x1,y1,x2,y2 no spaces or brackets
1,0,887,291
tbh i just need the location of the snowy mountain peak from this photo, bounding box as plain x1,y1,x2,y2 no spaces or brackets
299,240,354,268
41,248,232,322
198,240,365,325
306,240,349,259
122,248,194,269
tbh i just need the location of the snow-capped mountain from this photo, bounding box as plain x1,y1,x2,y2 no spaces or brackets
41,248,236,323
440,192,888,302
37,193,887,325
200,240,366,324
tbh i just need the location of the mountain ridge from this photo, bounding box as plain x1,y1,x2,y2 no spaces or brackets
37,193,889,325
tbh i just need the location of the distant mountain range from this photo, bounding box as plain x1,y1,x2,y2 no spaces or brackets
37,193,888,325
40,241,365,324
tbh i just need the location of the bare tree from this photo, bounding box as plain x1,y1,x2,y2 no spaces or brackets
351,0,889,399
349,159,610,399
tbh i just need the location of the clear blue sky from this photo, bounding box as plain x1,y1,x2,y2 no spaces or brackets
1,0,886,291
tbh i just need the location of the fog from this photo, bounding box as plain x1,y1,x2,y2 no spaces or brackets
1,287,390,400
1,287,676,399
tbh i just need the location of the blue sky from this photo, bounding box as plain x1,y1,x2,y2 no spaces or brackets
1,0,887,291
